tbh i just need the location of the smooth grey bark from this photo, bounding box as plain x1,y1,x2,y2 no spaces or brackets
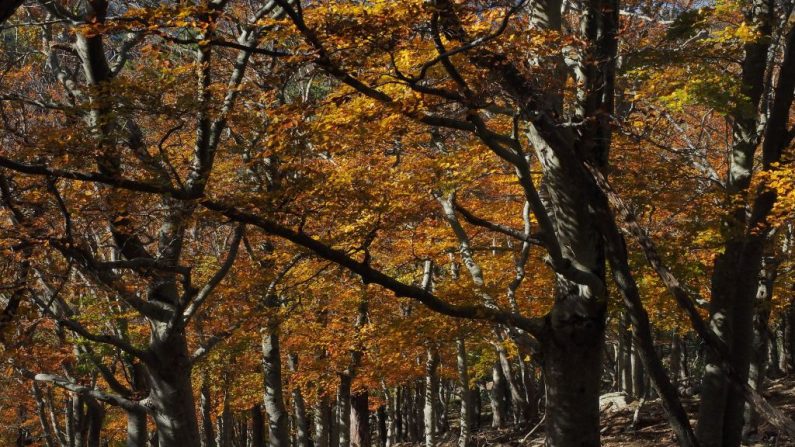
127,409,148,447
488,363,508,428
148,323,203,447
456,339,471,447
262,325,290,447
424,349,440,447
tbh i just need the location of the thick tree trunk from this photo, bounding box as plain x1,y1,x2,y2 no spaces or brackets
350,392,369,447
146,320,202,447
338,375,353,447
488,363,507,428
127,410,148,447
262,327,290,447
315,395,331,447
542,299,604,447
250,405,265,447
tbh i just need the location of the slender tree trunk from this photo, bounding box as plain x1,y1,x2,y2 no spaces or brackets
201,378,217,447
424,349,439,447
494,338,530,423
787,303,795,372
631,340,646,399
670,331,682,389
743,258,777,441
221,391,233,447
381,385,396,447
32,383,56,447
376,405,387,447
456,339,471,447
288,354,311,447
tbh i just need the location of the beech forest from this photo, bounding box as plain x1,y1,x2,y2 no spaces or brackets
0,1,794,446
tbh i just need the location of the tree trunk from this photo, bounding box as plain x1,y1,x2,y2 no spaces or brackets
146,322,202,447
350,392,369,447
201,378,217,447
338,375,352,447
494,338,530,423
488,363,507,428
742,259,777,441
670,331,682,389
288,354,311,447
381,386,396,447
262,327,290,447
456,339,471,447
250,405,265,447
631,340,646,399
542,301,604,447
376,405,387,447
127,410,148,447
220,391,233,447
315,395,331,447
424,349,439,447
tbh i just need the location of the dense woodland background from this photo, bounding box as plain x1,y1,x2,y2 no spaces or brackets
0,0,794,446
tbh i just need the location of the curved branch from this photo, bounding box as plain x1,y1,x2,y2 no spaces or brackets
34,374,147,414
200,200,546,338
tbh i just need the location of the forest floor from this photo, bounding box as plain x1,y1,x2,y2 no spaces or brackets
427,377,795,447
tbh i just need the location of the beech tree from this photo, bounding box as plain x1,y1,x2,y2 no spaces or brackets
0,1,794,447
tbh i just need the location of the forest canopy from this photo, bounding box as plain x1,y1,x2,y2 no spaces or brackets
0,1,793,447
